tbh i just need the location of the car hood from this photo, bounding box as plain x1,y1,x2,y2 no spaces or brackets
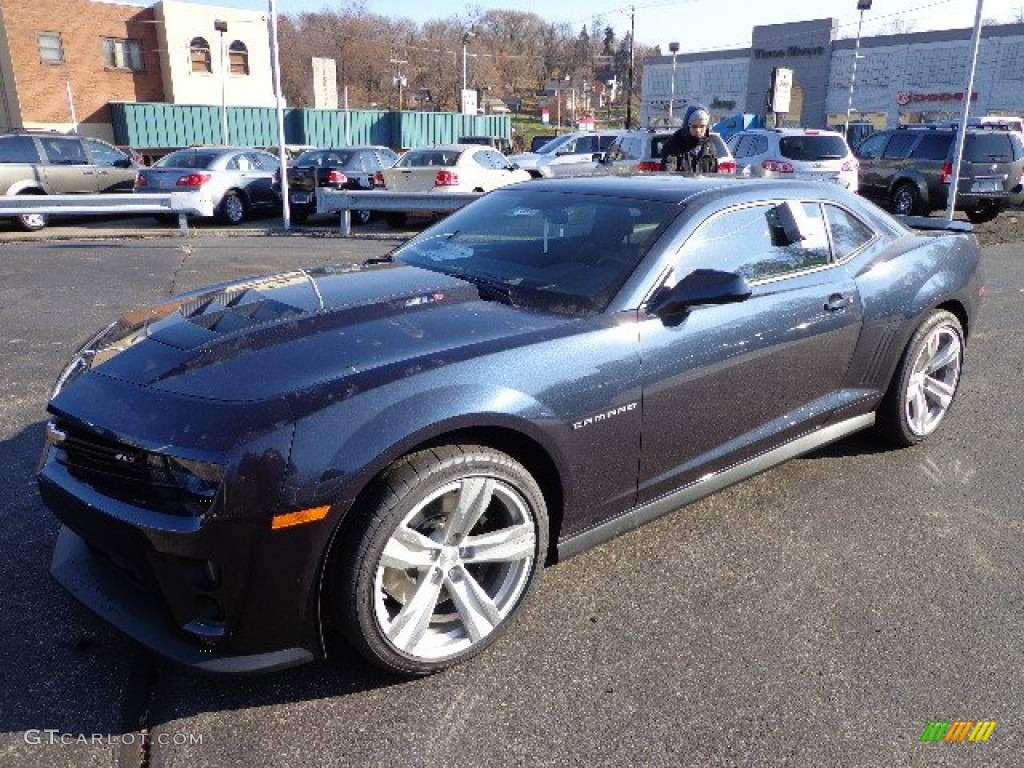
76,263,576,402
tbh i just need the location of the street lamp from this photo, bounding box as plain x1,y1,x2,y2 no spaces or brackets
668,41,679,123
214,19,229,143
844,0,872,139
461,29,475,111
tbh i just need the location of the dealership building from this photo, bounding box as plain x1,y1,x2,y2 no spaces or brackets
641,17,1024,131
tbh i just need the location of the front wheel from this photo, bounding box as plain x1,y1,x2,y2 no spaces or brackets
352,208,373,226
332,445,548,676
876,310,964,446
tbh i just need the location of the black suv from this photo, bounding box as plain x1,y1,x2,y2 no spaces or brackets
854,126,1024,223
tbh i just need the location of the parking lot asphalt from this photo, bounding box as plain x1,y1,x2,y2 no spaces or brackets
1,222,1023,767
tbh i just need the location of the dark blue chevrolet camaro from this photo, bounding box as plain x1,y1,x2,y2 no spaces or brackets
38,176,984,676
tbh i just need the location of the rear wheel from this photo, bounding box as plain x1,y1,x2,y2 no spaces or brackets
217,190,246,225
891,182,924,216
353,209,373,226
331,444,548,676
384,212,408,229
876,309,964,446
965,203,1001,224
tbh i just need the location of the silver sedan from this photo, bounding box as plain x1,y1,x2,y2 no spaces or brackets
135,147,282,224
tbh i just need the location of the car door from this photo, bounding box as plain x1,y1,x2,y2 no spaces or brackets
82,138,136,192
636,200,864,504
37,136,93,194
242,151,278,208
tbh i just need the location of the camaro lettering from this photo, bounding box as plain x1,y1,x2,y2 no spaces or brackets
573,402,638,430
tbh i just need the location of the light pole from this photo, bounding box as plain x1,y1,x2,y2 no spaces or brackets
461,29,474,111
844,0,871,139
214,19,229,143
625,5,635,129
668,41,679,123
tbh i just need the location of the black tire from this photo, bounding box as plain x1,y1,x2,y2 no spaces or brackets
352,209,373,226
153,213,179,225
890,182,924,217
217,190,246,225
965,203,1001,224
15,193,47,232
384,212,408,229
291,209,309,226
331,444,548,676
876,309,964,447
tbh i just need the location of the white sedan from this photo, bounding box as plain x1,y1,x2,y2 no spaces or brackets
373,144,532,228
376,144,530,194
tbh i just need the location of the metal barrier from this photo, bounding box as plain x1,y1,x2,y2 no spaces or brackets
317,189,478,235
0,193,206,233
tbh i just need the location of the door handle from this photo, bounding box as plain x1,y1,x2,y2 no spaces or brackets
824,293,852,312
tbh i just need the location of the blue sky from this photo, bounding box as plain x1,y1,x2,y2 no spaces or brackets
178,0,1024,51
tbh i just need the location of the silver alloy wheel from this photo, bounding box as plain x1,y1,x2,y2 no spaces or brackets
372,476,536,661
903,321,962,436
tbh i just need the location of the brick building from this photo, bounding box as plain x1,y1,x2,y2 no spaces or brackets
0,0,275,143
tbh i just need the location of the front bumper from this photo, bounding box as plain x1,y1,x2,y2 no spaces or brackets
51,526,314,675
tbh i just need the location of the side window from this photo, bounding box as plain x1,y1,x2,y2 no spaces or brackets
882,133,917,159
0,136,42,163
224,155,240,171
83,138,128,167
854,132,887,160
39,137,88,165
753,136,770,154
909,134,951,161
598,135,619,151
824,204,874,260
731,135,751,158
673,202,831,284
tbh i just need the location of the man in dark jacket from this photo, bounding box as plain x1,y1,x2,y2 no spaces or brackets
659,105,719,174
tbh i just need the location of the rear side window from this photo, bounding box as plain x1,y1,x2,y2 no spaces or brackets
882,133,918,159
824,204,874,260
0,136,41,163
965,133,1013,162
909,134,952,161
779,135,848,161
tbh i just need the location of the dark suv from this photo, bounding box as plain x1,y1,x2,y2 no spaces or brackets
854,126,1024,222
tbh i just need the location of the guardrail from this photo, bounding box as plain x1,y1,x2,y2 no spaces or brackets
317,189,479,235
0,193,206,233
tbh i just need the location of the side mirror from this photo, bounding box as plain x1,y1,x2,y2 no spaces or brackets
648,269,752,316
592,152,605,162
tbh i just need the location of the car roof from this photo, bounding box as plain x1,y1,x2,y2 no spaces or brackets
735,128,845,138
511,174,859,204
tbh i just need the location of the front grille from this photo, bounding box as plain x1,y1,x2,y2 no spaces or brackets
52,421,215,517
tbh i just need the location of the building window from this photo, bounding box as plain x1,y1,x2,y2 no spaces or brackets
38,32,64,64
103,38,145,72
228,41,249,75
190,37,212,73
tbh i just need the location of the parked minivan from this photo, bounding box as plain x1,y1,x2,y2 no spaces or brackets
854,125,1024,222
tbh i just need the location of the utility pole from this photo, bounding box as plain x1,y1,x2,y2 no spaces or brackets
625,6,635,129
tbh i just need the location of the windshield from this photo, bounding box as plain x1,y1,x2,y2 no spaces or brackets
395,150,461,168
293,150,355,167
392,187,679,314
155,150,220,169
534,134,579,156
779,135,849,161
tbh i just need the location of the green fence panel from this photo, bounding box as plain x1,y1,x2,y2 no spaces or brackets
110,103,511,151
